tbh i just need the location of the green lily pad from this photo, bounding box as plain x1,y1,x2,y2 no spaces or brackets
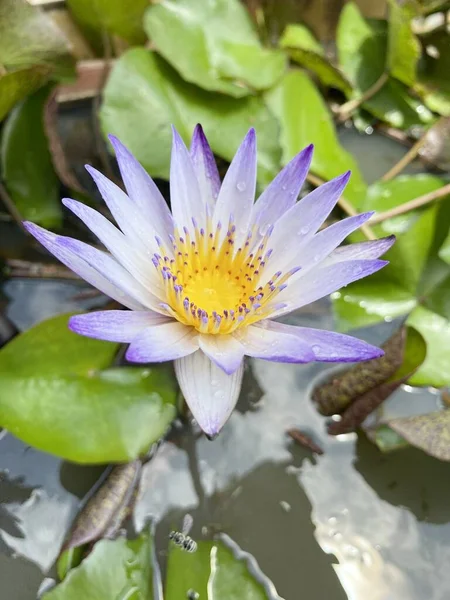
1,85,61,228
166,540,270,599
43,533,153,599
100,48,281,187
0,313,177,463
0,65,50,123
280,24,351,94
388,410,450,461
264,68,367,205
439,230,450,265
337,2,433,128
0,0,74,78
387,0,421,86
66,0,147,52
144,0,286,97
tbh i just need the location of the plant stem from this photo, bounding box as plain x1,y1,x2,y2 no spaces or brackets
369,182,450,224
336,71,389,121
0,182,26,232
307,172,377,240
381,134,428,181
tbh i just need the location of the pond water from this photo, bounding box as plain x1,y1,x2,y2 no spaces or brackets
1,127,449,599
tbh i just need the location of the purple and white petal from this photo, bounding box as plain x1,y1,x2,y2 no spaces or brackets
175,350,244,437
69,310,170,342
261,172,350,285
290,212,375,277
213,128,256,248
272,258,388,317
329,235,395,262
190,124,221,208
170,127,203,229
234,323,315,363
251,144,313,233
24,222,147,311
261,320,384,362
108,135,173,242
85,165,161,256
62,198,164,296
125,321,198,363
199,334,245,374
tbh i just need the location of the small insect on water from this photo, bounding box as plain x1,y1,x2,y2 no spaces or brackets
169,513,198,553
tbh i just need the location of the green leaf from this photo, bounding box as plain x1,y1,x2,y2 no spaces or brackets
387,0,421,86
337,2,433,128
407,305,450,387
57,547,84,581
416,29,450,116
388,410,450,461
166,540,269,600
1,85,61,228
0,0,74,78
0,313,177,463
264,69,367,205
372,424,409,453
0,65,50,122
66,0,147,51
100,48,281,187
144,0,285,98
280,24,352,94
43,533,153,599
439,230,450,265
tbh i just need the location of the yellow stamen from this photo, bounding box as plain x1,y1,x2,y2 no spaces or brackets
152,220,298,334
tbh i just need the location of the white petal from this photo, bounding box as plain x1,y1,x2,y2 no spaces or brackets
126,321,199,362
175,350,244,437
199,334,245,374
190,124,221,208
69,310,170,342
235,324,315,362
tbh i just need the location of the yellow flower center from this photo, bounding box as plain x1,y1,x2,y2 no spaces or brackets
153,218,297,334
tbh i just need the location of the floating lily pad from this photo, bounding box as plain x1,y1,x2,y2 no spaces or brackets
0,313,177,463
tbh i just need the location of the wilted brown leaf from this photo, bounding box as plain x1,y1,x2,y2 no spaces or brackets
388,411,450,461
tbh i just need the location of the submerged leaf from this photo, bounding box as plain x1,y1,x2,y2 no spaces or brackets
63,460,142,551
0,314,177,463
388,411,450,461
100,48,281,186
370,424,409,454
265,69,366,205
280,24,351,94
313,328,407,416
1,85,61,228
327,326,426,435
144,0,286,97
43,533,153,600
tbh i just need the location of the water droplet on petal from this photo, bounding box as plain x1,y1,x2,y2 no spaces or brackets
300,226,310,235
237,181,246,192
312,344,321,353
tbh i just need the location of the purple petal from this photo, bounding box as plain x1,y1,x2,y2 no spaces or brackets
330,235,396,261
62,198,164,296
263,172,350,285
261,320,384,362
190,124,221,207
85,165,160,255
235,323,315,363
175,350,244,437
199,333,245,374
252,144,313,231
108,135,173,242
272,258,388,317
125,321,198,363
213,128,257,247
24,222,147,311
69,310,170,343
294,212,375,275
170,127,203,228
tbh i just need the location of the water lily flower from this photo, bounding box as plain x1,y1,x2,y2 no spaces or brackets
24,126,394,438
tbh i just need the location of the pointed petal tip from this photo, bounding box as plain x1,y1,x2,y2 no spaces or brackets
205,431,220,441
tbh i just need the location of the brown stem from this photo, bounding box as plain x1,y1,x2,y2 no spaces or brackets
307,172,377,240
0,182,26,232
336,71,389,121
6,259,79,280
369,182,450,224
381,134,428,181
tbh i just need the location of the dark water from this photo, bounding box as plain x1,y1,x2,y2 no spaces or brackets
1,129,449,599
